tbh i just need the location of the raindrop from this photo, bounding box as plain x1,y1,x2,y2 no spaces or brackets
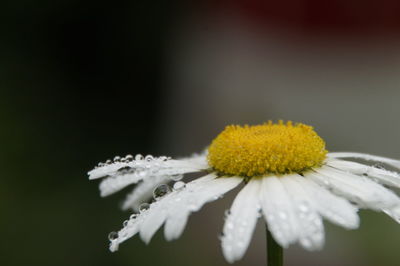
170,174,183,181
173,181,186,190
114,156,121,162
237,241,245,247
373,163,385,169
301,238,312,249
278,211,287,220
226,222,234,230
145,155,154,161
299,203,309,213
108,231,119,241
139,203,150,213
138,170,147,177
120,157,127,163
118,166,132,173
159,156,168,161
130,214,138,220
153,184,172,200
105,159,112,165
135,154,144,160
123,220,129,227
125,154,133,161
98,162,105,167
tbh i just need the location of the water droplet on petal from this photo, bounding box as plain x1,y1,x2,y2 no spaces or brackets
108,231,119,241
123,220,129,227
153,184,171,200
278,211,287,220
159,156,168,161
114,156,121,162
130,214,138,220
145,155,154,161
170,174,183,181
226,222,234,229
105,159,112,165
139,203,150,213
173,181,186,190
125,154,133,161
299,203,309,213
135,154,144,160
373,163,385,169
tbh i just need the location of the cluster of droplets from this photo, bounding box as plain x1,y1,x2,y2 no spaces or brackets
94,154,171,169
107,179,188,248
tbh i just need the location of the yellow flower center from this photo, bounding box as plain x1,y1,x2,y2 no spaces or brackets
207,121,327,177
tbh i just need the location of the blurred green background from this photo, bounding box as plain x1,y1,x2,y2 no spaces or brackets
2,1,400,266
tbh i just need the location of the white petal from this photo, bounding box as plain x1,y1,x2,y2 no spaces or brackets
139,201,169,244
180,151,209,169
121,175,171,211
259,177,299,248
88,154,206,180
295,175,359,229
164,175,242,241
222,179,261,263
328,152,400,170
311,166,400,211
327,159,400,188
164,210,190,241
96,157,206,196
138,174,242,244
99,173,144,197
108,212,148,252
383,206,400,224
280,176,325,250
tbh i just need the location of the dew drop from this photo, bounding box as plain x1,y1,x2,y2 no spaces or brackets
138,170,147,177
123,220,129,227
135,154,144,160
227,222,234,229
278,211,287,220
118,166,132,173
98,162,105,167
373,163,385,169
130,214,138,220
299,203,309,213
114,156,121,162
145,155,154,161
125,154,133,161
139,203,150,213
170,174,183,181
108,231,119,241
159,156,168,161
173,181,186,190
105,159,112,165
153,184,172,200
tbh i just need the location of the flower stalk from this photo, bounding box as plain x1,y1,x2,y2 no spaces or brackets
266,225,283,266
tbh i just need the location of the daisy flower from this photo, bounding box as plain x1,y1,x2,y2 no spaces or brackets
88,121,400,264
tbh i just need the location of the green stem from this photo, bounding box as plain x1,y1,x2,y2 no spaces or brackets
266,225,283,266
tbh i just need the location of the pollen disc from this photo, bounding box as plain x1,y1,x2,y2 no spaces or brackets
207,121,327,177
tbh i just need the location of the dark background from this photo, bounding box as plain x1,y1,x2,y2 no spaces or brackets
2,1,400,266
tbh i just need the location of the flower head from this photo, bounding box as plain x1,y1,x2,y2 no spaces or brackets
88,121,400,263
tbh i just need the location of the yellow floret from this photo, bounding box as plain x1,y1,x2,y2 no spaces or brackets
207,121,327,177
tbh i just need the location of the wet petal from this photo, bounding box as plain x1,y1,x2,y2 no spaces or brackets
259,177,299,248
280,176,324,250
296,174,359,229
222,178,261,263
